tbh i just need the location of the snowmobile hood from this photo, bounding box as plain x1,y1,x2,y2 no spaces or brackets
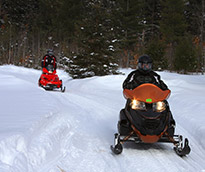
123,83,171,103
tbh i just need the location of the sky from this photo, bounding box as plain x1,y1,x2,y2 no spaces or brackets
0,65,205,172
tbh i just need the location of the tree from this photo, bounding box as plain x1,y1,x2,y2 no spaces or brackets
174,36,197,73
160,0,187,70
160,0,187,43
67,0,120,78
115,0,145,67
141,0,162,42
145,38,167,70
55,0,84,38
185,0,205,73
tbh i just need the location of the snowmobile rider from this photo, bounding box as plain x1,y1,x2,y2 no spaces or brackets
121,54,175,136
41,49,57,70
123,54,168,90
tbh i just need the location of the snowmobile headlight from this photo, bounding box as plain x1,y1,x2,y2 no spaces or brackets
130,99,146,110
153,101,166,112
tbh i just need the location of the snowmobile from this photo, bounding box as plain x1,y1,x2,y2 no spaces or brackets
38,64,65,92
111,83,191,157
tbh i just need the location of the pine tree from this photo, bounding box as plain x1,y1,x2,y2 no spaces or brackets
68,0,120,78
53,0,84,38
160,0,187,70
174,36,197,73
160,0,187,43
185,0,205,73
141,0,162,42
185,0,203,37
145,38,167,70
117,0,144,49
2,0,39,29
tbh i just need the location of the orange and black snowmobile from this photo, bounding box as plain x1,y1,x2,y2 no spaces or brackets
111,83,190,156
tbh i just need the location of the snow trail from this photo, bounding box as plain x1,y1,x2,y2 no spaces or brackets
0,65,205,172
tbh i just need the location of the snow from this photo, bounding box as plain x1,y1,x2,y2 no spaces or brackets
0,65,205,172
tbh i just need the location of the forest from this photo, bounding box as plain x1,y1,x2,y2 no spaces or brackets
0,0,205,78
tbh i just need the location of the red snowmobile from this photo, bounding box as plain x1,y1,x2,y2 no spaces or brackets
38,64,65,92
111,83,190,157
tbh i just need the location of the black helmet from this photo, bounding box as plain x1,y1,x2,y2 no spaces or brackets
47,49,54,56
137,54,152,73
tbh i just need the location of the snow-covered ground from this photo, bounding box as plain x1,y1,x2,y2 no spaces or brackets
0,65,205,172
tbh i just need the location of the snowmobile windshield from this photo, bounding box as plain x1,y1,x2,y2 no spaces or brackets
123,83,170,103
46,64,54,73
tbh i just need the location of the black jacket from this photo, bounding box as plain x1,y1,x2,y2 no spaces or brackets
123,69,168,90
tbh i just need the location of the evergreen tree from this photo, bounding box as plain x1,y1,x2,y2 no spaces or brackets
141,0,162,42
185,0,203,37
174,36,197,73
2,0,39,29
160,0,187,43
118,0,144,49
160,0,187,70
145,38,167,70
53,0,84,38
185,0,205,73
68,0,120,78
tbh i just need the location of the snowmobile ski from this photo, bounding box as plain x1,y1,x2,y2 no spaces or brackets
110,133,123,154
174,136,191,157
